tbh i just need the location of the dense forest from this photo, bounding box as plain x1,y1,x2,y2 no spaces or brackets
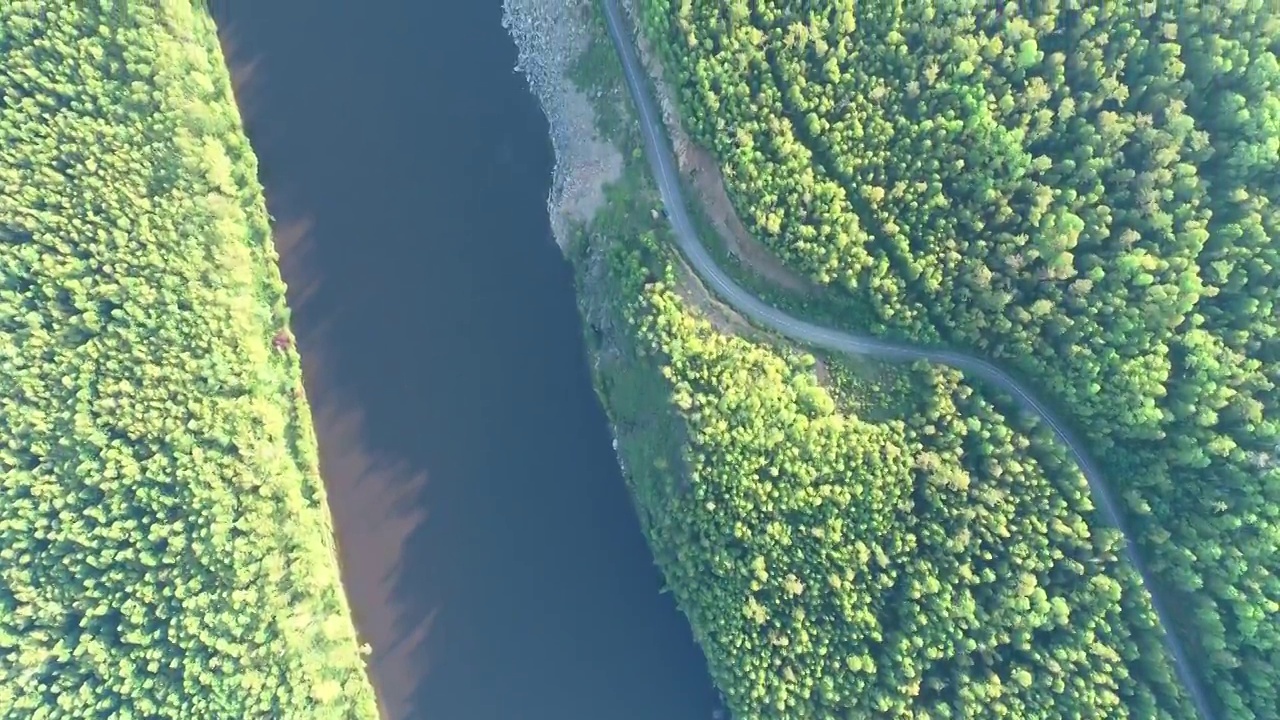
0,2,376,716
628,0,1280,717
582,205,1196,717
569,29,1199,705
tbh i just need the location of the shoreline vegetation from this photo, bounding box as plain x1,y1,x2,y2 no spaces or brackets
507,2,1208,719
1,3,376,717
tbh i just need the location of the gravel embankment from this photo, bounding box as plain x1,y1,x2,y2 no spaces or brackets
502,0,621,250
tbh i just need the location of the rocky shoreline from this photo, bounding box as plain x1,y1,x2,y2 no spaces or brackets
501,0,621,250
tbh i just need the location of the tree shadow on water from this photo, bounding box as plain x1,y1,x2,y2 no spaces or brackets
276,206,445,720
221,25,444,719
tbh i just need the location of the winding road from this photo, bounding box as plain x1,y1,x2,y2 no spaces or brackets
598,1,1214,718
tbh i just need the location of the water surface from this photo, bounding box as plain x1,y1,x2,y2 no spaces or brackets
211,1,720,718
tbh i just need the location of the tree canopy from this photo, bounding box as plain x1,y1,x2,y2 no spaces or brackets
633,1,1280,716
586,222,1195,718
1,2,376,716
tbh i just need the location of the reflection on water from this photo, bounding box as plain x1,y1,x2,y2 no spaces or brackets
214,2,719,719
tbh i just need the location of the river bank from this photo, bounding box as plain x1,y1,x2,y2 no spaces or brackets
501,0,621,249
503,0,730,717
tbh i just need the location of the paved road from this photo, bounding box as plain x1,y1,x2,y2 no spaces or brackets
598,1,1214,718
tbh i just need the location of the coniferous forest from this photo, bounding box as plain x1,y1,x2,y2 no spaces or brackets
607,0,1279,718
0,3,376,716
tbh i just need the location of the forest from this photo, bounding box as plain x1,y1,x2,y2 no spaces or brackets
0,2,376,716
582,194,1195,717
626,0,1280,717
570,24,1196,709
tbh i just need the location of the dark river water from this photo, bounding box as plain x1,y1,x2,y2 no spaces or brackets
209,2,719,719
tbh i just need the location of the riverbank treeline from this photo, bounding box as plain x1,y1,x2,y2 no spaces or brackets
629,1,1279,717
0,3,376,716
564,6,1197,717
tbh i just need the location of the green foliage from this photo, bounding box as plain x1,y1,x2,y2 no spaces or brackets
565,36,1198,708
595,231,1195,718
635,0,1280,715
0,2,376,717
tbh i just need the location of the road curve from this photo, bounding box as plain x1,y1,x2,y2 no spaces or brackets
598,1,1214,718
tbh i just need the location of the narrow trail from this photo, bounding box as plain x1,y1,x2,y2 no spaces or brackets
598,1,1215,717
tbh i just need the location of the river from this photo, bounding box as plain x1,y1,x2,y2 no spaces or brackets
209,1,720,718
